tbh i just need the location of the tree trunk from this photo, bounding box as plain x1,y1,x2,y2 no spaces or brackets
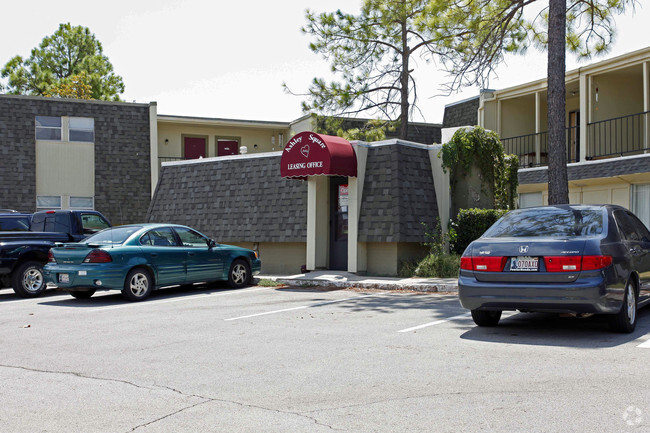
399,18,409,140
546,0,569,204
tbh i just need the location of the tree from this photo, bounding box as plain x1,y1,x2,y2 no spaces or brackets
293,0,446,140
1,23,124,101
44,71,93,100
313,115,398,141
424,0,636,204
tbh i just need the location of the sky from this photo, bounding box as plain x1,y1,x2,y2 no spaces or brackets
1,0,649,124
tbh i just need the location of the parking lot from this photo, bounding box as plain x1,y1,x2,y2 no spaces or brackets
1,283,649,432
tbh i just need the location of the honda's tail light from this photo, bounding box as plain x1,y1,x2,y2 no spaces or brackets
461,256,507,272
544,256,581,272
83,249,112,263
544,255,612,272
581,255,613,270
48,250,56,263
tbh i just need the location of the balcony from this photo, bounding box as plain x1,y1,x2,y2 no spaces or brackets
502,111,650,168
159,156,188,163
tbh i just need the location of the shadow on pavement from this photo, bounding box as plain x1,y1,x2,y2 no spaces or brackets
34,281,243,308
456,308,650,348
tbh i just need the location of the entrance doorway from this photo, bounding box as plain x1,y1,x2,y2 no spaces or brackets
217,139,239,156
329,176,348,270
183,136,207,160
568,111,580,163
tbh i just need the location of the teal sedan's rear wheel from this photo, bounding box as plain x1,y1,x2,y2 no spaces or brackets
122,268,153,302
227,259,251,288
70,289,96,299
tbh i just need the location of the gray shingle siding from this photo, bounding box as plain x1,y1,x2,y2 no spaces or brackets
519,155,650,184
443,97,479,128
359,144,438,242
0,95,151,223
147,155,308,242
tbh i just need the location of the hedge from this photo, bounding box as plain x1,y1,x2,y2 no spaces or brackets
449,208,509,255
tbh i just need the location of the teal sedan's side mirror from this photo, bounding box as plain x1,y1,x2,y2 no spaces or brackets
208,239,217,248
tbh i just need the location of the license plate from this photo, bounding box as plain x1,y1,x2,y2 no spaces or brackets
58,273,70,283
511,256,539,272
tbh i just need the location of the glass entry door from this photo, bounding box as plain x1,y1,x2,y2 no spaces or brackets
329,177,348,270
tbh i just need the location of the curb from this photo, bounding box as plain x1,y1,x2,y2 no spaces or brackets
258,277,459,293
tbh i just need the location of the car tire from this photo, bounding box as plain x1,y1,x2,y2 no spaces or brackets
12,261,47,298
471,309,502,327
122,268,153,302
227,259,251,288
609,279,637,333
70,289,96,299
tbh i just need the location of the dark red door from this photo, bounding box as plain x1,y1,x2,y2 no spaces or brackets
217,140,239,156
184,137,206,159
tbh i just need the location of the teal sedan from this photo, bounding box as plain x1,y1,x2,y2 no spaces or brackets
44,224,261,301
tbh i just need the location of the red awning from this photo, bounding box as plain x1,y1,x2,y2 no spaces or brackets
280,131,357,180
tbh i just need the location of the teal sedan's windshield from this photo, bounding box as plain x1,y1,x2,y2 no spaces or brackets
84,226,143,245
483,207,605,238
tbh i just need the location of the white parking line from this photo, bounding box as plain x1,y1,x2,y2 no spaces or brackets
224,292,388,321
397,313,472,333
398,311,519,333
637,338,650,348
91,286,271,311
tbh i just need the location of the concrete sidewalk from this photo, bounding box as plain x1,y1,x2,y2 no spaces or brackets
255,270,458,293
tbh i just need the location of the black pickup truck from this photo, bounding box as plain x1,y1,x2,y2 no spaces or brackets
0,210,111,297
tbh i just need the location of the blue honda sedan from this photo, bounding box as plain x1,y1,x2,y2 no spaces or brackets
44,224,261,301
458,205,650,333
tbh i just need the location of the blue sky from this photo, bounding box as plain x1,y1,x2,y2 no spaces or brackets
1,0,648,123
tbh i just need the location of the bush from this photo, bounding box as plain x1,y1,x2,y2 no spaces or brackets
449,208,509,255
398,219,461,278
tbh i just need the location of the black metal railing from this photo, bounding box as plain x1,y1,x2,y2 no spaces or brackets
501,125,579,168
158,156,187,163
587,111,650,159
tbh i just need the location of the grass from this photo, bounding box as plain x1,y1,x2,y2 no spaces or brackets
257,279,283,287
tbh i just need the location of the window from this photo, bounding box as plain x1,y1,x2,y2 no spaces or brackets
70,196,94,210
483,207,604,238
519,192,543,208
84,226,143,245
627,211,650,242
35,116,94,142
36,196,61,210
174,227,208,247
35,116,62,141
613,210,640,241
69,117,94,142
81,213,110,235
140,227,178,247
631,184,650,231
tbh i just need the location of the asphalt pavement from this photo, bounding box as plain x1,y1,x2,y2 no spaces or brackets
1,281,649,432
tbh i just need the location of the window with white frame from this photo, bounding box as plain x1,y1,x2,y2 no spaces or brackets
35,116,94,142
36,196,62,210
519,192,543,208
69,117,94,142
35,116,62,140
69,196,94,210
631,184,650,230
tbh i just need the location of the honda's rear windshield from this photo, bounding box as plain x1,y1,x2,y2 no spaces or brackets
83,226,143,245
483,207,605,238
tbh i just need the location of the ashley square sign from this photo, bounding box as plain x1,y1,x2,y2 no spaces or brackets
279,131,357,180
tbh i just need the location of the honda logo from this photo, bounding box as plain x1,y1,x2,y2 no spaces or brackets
519,245,529,254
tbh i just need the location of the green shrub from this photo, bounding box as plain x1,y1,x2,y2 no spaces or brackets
449,208,509,255
415,253,461,278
